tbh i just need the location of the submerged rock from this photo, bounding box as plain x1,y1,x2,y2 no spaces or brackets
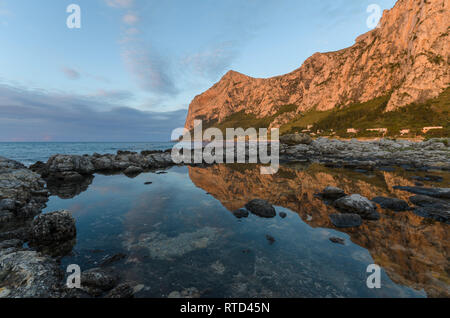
80,268,119,296
371,196,411,211
279,212,287,218
329,213,362,228
329,237,345,245
245,199,276,218
393,186,450,199
100,253,127,267
232,209,249,219
320,186,346,200
105,282,135,298
334,194,380,220
124,166,143,176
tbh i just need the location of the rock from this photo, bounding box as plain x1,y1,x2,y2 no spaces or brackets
334,194,380,220
100,253,127,267
144,182,153,185
320,186,346,200
29,161,49,177
413,207,450,224
265,235,275,244
30,210,76,244
0,239,23,250
279,212,287,218
46,154,95,179
280,133,313,145
371,196,411,211
104,282,134,298
80,268,119,296
0,249,63,297
0,199,16,211
409,195,450,209
329,213,362,228
245,199,276,218
329,237,345,245
124,166,143,176
168,287,201,298
232,209,249,219
393,186,450,199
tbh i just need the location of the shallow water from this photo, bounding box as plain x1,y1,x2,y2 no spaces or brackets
44,164,450,298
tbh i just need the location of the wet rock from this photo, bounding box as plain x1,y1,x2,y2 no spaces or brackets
280,133,313,145
124,166,143,176
413,207,450,224
104,282,134,298
245,199,276,218
80,268,119,296
0,239,23,250
144,182,153,185
46,175,94,199
0,199,16,211
168,287,201,298
0,249,63,298
320,186,346,200
265,235,275,244
329,237,345,245
29,210,76,257
371,196,411,211
334,195,380,220
329,213,362,228
100,253,127,267
30,210,76,244
279,212,287,218
46,154,95,180
232,209,249,219
409,195,450,209
393,186,450,199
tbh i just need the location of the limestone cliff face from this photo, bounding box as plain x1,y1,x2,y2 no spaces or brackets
185,0,450,131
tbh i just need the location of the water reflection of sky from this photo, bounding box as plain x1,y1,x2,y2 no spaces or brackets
43,165,446,298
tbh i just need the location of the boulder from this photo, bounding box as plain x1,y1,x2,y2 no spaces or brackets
371,196,411,211
279,212,287,218
280,133,313,145
123,166,143,176
320,186,346,200
334,194,380,220
232,209,249,219
329,213,362,228
80,268,119,296
30,210,76,244
393,186,450,199
46,155,95,177
245,199,276,218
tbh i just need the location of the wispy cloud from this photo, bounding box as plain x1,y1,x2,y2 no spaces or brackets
0,83,186,142
123,13,139,25
104,0,134,9
61,67,81,80
182,41,238,81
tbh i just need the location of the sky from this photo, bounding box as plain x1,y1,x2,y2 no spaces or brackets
0,0,396,142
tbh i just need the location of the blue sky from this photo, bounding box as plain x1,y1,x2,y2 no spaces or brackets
0,0,396,141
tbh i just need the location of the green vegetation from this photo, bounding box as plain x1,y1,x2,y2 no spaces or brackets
281,87,450,138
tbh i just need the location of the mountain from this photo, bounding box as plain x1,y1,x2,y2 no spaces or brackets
184,0,449,135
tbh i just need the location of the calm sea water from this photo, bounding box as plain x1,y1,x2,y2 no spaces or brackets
0,142,175,166
43,163,450,298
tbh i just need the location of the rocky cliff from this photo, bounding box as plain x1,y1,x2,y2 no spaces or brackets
185,0,449,131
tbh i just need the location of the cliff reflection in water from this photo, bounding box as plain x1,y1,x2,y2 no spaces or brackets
188,164,450,297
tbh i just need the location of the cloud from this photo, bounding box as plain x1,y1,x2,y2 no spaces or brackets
90,89,134,101
0,83,187,142
182,42,238,81
104,0,134,9
61,67,81,80
122,45,178,96
123,13,139,25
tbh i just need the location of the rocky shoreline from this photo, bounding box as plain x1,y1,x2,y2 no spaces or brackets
0,137,448,298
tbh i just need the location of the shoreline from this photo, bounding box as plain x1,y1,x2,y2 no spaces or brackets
0,137,449,298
